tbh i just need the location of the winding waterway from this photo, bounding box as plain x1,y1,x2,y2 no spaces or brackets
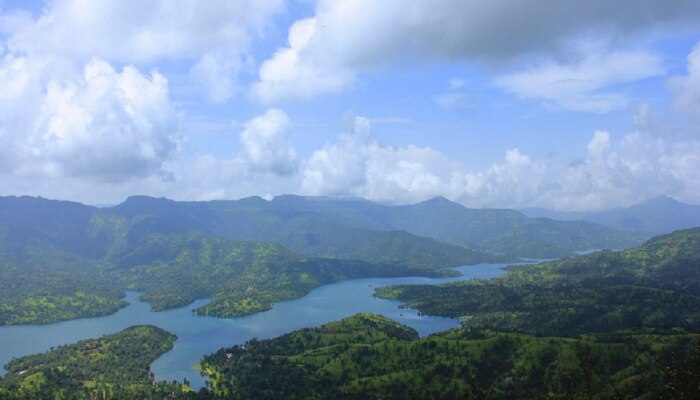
0,263,507,388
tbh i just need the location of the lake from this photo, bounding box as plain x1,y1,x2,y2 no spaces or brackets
0,263,507,388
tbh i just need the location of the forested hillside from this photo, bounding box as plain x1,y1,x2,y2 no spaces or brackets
0,193,641,325
376,228,700,336
0,196,478,325
0,325,187,399
2,227,698,398
200,313,700,399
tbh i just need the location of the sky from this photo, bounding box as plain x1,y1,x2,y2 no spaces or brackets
0,0,699,211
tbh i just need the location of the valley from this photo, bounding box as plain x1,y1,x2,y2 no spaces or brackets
1,195,698,398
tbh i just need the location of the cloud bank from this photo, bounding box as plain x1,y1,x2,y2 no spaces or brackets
2,0,284,101
301,117,700,210
254,0,700,103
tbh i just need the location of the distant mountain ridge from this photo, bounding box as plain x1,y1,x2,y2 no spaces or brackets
187,193,645,258
520,195,700,234
0,194,645,261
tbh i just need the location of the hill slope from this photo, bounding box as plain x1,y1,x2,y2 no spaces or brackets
200,313,700,399
377,228,700,336
0,325,186,399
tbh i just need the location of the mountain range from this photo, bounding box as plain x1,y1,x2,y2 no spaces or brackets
105,194,645,258
521,195,700,234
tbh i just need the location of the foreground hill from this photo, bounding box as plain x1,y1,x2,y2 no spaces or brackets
4,315,699,399
200,313,700,399
521,195,700,234
0,325,187,399
376,228,700,336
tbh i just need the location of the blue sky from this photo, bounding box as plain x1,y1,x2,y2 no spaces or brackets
0,0,699,210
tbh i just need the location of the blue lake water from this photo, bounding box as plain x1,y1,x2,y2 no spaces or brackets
0,263,507,388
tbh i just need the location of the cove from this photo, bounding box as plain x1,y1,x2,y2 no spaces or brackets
0,263,507,389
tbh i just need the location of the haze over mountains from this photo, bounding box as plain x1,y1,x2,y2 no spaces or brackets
104,193,642,258
521,195,700,234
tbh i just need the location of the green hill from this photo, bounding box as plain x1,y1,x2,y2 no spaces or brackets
200,313,700,399
376,228,700,336
0,325,186,399
112,234,451,317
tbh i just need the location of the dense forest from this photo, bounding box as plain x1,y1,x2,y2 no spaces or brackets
1,229,699,398
116,234,458,317
376,228,700,336
199,313,700,399
0,325,190,399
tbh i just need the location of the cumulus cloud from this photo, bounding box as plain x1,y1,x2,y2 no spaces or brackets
669,41,700,124
252,17,355,103
254,0,699,103
2,0,284,101
0,56,179,182
301,115,700,210
458,130,693,210
239,108,298,176
494,48,664,112
303,116,471,204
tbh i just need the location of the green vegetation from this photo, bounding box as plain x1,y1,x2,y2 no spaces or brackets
0,193,646,324
114,234,449,317
376,228,700,336
0,195,474,325
0,325,190,399
200,313,700,399
1,195,698,398
0,259,126,325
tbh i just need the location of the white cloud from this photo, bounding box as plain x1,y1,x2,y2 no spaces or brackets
5,0,283,63
239,108,298,176
494,48,664,112
303,116,471,204
301,115,700,210
458,130,696,210
0,56,179,182
0,0,289,183
2,0,284,102
252,17,355,103
669,41,700,123
254,0,699,103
